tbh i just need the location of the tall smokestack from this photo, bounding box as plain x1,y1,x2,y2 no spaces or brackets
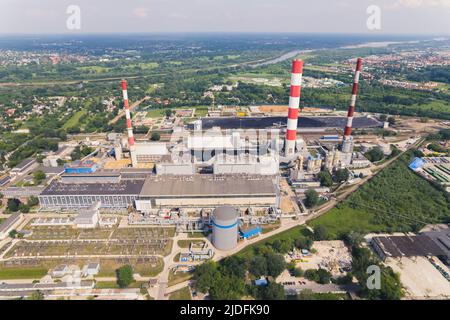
343,58,363,140
285,59,303,156
121,79,135,147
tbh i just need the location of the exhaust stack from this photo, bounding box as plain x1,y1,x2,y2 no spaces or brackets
285,59,303,156
121,79,135,148
341,58,363,153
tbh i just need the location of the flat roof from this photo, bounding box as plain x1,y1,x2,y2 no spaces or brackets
140,175,276,197
12,158,35,171
372,235,446,258
0,213,22,233
40,180,144,196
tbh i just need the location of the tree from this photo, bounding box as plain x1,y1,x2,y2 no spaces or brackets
33,170,46,185
304,189,319,208
250,256,268,277
220,256,246,279
313,225,329,241
265,253,286,278
260,282,285,300
209,275,245,300
318,170,333,187
194,261,219,293
116,265,134,288
150,132,161,141
387,116,396,125
9,229,18,238
334,168,349,183
316,268,332,284
29,290,44,300
28,196,39,207
165,109,173,118
19,203,30,213
294,237,313,250
365,147,384,162
7,198,21,212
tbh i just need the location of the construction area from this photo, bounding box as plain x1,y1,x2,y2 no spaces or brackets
289,240,352,277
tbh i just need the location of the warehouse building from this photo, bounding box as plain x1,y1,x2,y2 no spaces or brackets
371,235,446,262
135,175,277,212
38,180,144,209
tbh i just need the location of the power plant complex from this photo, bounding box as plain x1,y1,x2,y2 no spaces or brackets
18,57,377,250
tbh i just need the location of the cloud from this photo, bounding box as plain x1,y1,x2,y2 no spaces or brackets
133,7,149,18
386,0,450,9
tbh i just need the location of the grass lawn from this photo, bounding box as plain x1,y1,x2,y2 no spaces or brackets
177,240,205,248
147,109,166,118
309,151,450,239
0,267,48,280
168,271,193,287
309,207,386,239
187,232,209,238
95,281,120,289
63,110,86,129
236,225,307,259
169,286,191,300
95,280,146,289
194,107,209,117
77,66,110,73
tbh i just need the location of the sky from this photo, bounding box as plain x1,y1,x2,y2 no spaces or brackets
0,0,449,35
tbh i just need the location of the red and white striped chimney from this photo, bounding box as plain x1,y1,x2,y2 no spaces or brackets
343,58,363,139
285,59,303,156
121,79,135,147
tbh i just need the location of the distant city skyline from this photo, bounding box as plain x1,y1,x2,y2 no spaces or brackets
0,0,449,35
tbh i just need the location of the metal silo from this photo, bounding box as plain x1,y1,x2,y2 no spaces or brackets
212,206,239,250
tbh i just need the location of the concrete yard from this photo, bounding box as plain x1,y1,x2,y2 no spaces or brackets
386,256,450,299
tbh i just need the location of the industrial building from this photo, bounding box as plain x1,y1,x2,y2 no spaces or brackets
10,158,37,176
135,175,277,211
371,234,447,262
239,224,262,239
211,206,239,251
38,179,144,209
73,203,100,228
64,160,97,174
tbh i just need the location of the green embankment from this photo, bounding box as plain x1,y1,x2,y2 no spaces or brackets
0,267,48,280
309,151,450,238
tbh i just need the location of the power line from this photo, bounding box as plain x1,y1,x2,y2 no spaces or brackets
346,200,438,226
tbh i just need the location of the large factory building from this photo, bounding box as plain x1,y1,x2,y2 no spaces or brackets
135,175,277,212
39,179,144,209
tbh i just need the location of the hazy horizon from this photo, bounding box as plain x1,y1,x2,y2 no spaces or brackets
1,0,450,35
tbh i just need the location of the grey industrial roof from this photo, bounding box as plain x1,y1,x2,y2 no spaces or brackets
40,180,144,196
140,175,276,197
12,158,35,170
0,213,22,233
372,235,446,258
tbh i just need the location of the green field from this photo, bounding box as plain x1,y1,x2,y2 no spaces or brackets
146,109,166,118
77,66,110,73
0,267,48,280
193,106,209,117
309,151,450,238
138,62,159,70
63,110,87,129
168,271,193,287
169,286,191,300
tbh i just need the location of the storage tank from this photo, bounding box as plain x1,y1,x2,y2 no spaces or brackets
211,206,239,250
